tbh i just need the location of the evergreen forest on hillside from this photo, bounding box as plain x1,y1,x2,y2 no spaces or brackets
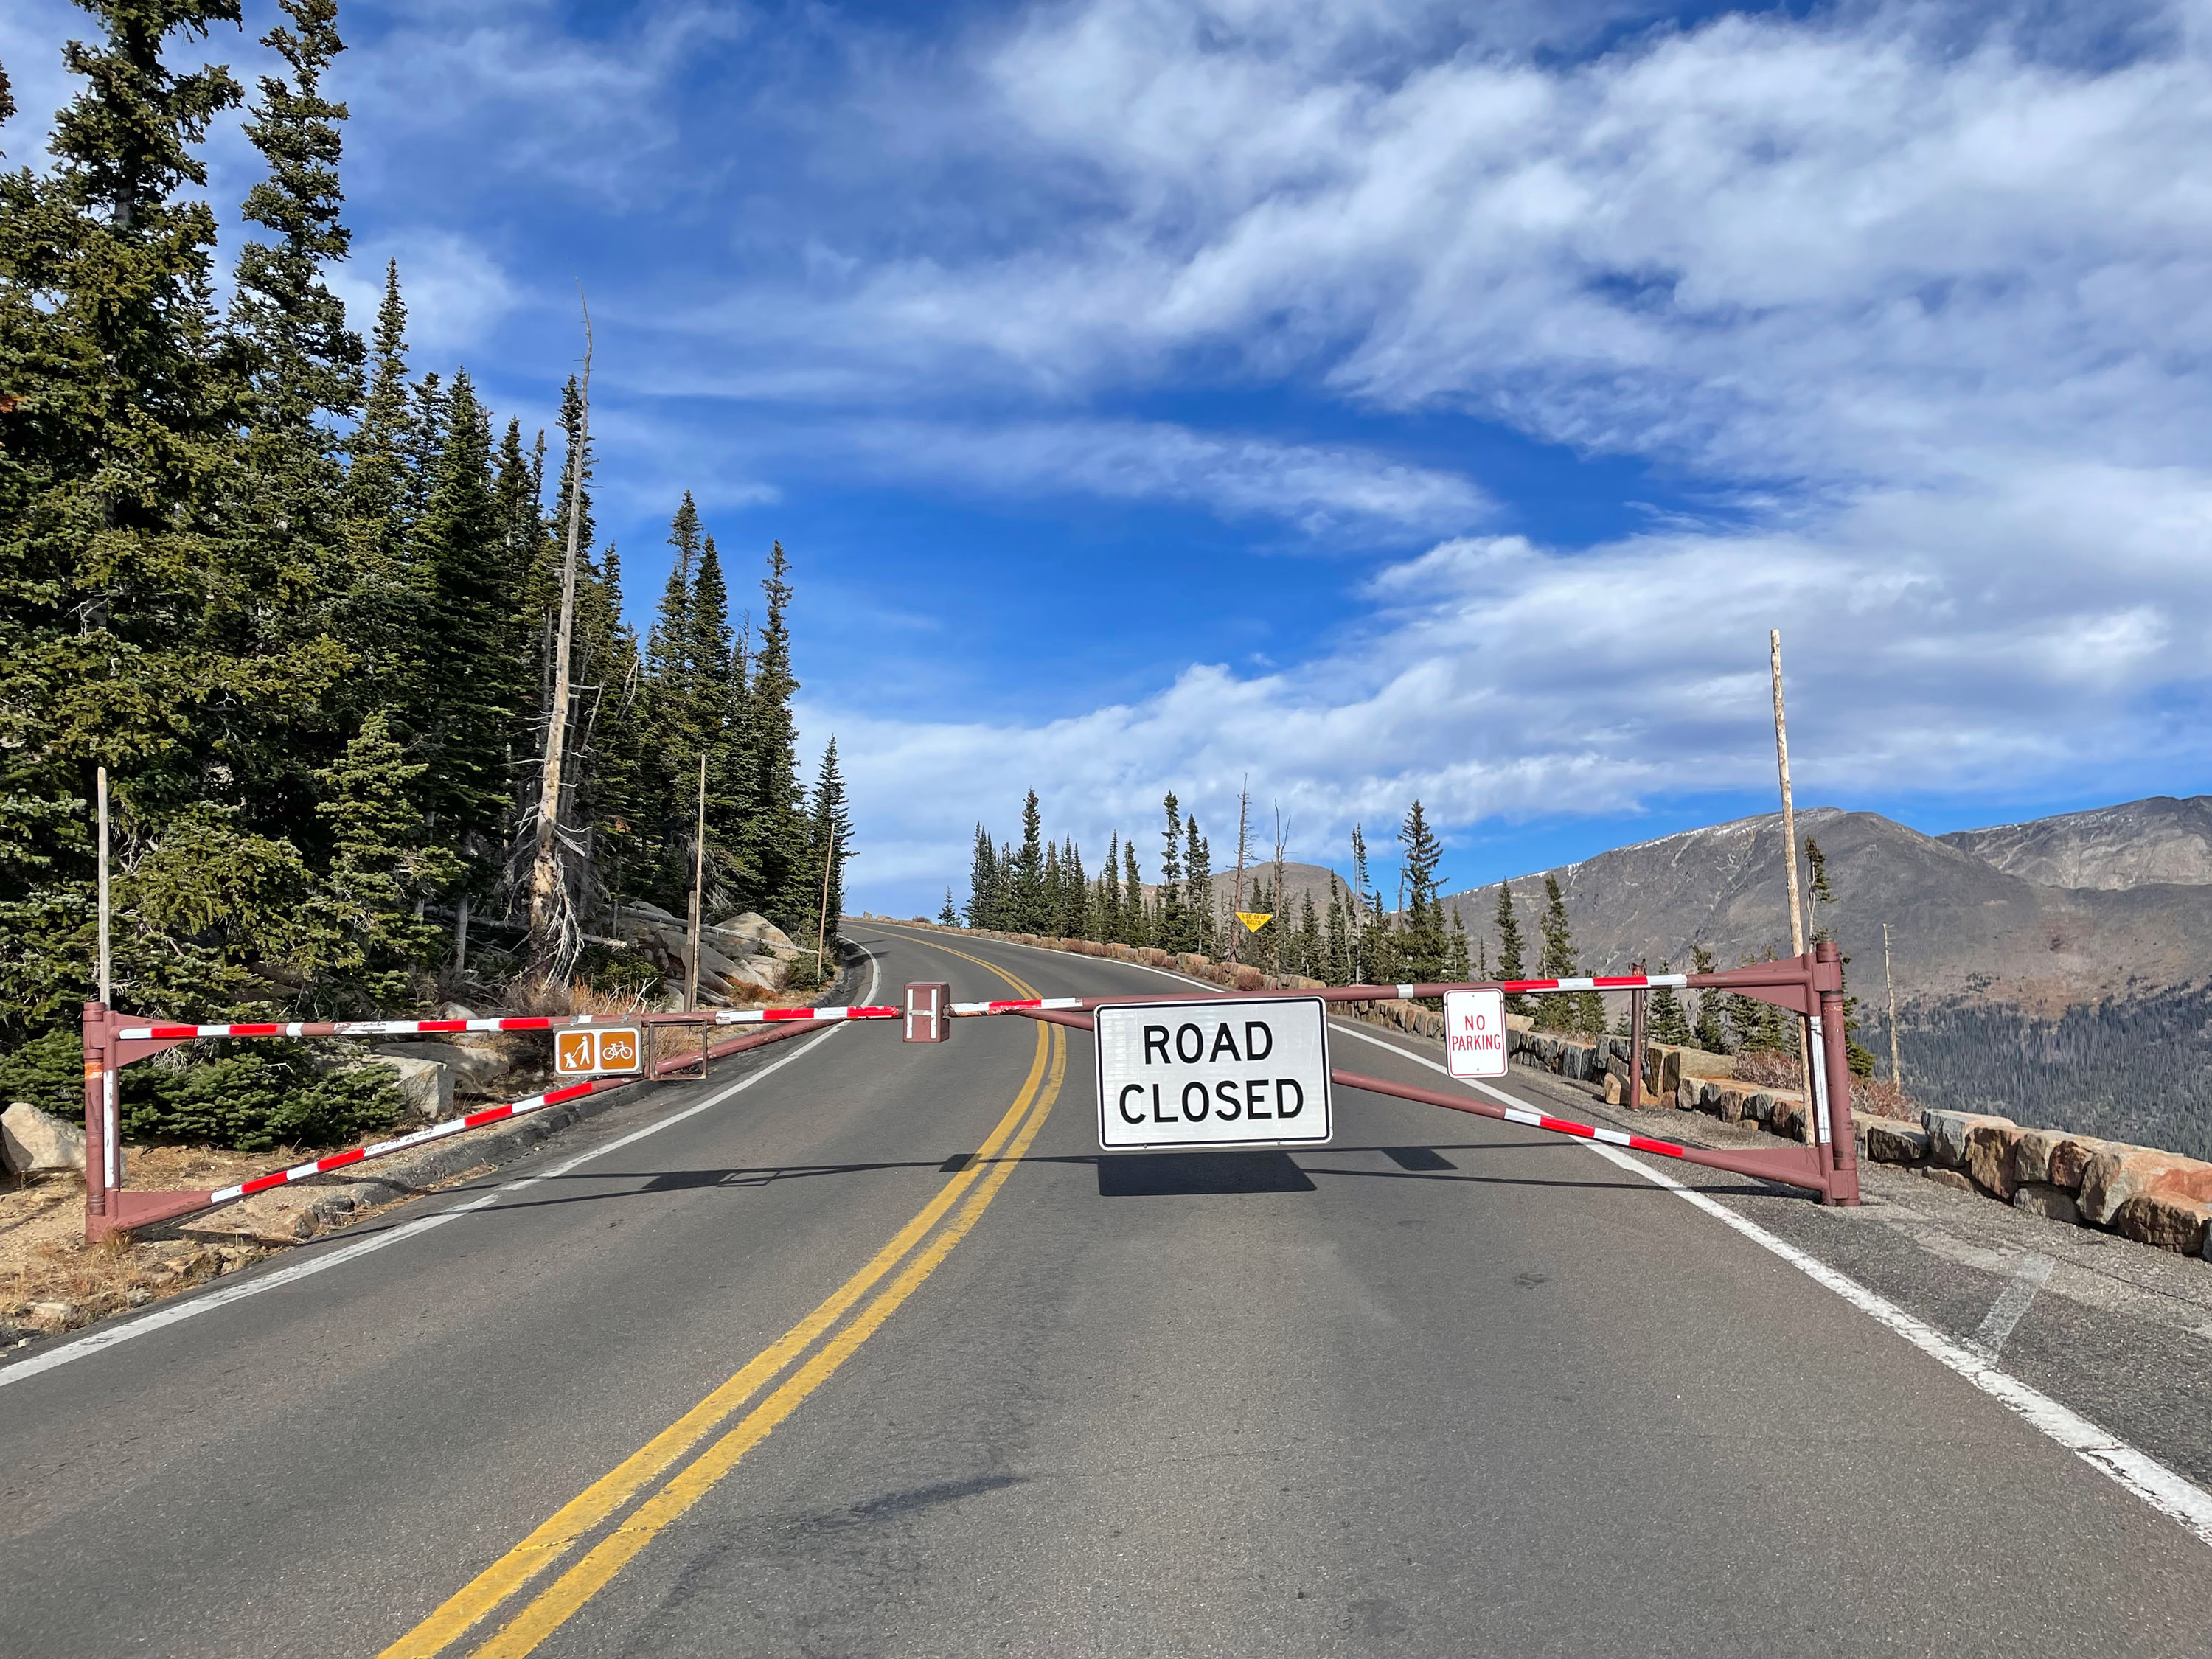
0,6,849,1145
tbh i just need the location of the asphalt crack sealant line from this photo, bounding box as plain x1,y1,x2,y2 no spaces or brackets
883,929,2212,1551
0,948,883,1393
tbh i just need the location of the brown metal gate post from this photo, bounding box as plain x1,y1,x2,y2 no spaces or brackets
1627,962,1646,1110
83,1000,110,1225
1815,941,1860,1206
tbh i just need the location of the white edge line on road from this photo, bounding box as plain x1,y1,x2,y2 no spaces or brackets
0,947,882,1391
1328,1017,2212,1549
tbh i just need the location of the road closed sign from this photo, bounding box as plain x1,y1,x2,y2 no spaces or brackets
1444,989,1508,1079
1094,996,1332,1152
554,1026,644,1077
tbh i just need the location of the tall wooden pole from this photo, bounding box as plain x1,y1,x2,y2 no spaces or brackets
1770,630,1813,1140
815,830,834,989
686,754,706,1012
1885,922,1902,1087
529,291,593,964
1228,777,1250,967
96,765,111,1006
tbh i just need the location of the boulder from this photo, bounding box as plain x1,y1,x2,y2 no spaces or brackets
1923,1110,2014,1170
2011,1183,2081,1225
1670,1046,1736,1084
1767,1094,1806,1139
1860,1117,1930,1164
1964,1121,2024,1200
2110,1193,2212,1256
2011,1128,2067,1188
2048,1136,2113,1192
1921,1167,1977,1193
181,1187,353,1245
373,1040,512,1099
353,1054,451,1121
2,1102,86,1175
2077,1147,2212,1228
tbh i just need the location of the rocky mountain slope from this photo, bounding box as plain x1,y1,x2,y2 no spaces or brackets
1939,796,2212,891
1436,807,2212,1012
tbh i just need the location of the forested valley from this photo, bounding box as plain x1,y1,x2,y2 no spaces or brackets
0,5,849,1146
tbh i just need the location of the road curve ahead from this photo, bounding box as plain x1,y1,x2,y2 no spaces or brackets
2,922,2208,1657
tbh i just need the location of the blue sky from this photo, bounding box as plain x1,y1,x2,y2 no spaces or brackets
7,0,2211,914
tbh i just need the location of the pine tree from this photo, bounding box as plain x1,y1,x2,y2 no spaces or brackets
1040,838,1061,936
299,712,461,1007
0,0,260,1036
746,541,807,925
1183,814,1213,956
1648,961,1692,1046
1324,877,1351,986
1121,838,1148,947
340,261,420,707
1446,907,1472,984
1157,793,1186,951
939,888,958,928
804,737,850,950
1690,944,1731,1052
1536,874,1579,1033
1297,891,1323,981
412,369,514,896
1100,832,1122,943
1061,837,1090,939
1009,790,1046,931
1398,801,1446,983
1495,882,1530,1015
966,824,999,928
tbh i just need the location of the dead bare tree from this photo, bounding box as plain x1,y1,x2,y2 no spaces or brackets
528,291,593,978
1228,776,1251,966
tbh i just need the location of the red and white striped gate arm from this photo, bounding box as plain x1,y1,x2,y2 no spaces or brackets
948,974,1687,1020
206,1077,640,1205
119,1004,902,1043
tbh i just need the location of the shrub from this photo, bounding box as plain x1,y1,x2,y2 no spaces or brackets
120,1046,404,1152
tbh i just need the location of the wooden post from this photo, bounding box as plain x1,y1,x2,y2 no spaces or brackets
1884,922,1902,1087
529,291,592,965
1770,630,1814,1143
1228,777,1250,967
96,765,111,1006
686,754,706,1012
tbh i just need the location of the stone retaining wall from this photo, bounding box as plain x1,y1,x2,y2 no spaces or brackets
885,919,2212,1262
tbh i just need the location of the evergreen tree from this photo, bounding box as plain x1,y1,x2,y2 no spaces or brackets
1100,832,1122,943
1324,877,1352,986
1494,882,1530,1015
1121,838,1148,946
1009,790,1046,931
1157,793,1186,950
1040,837,1061,936
1397,801,1446,982
299,712,460,1007
1296,891,1323,981
1648,961,1692,1046
1690,944,1731,1052
1061,836,1090,939
1536,874,1579,1033
412,369,515,895
1183,814,1213,956
746,541,807,925
804,737,850,950
966,824,999,928
939,888,958,928
1446,907,1472,984
0,0,264,1036
341,260,419,706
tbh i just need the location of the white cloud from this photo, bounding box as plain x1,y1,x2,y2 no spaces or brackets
840,417,1489,535
332,229,518,357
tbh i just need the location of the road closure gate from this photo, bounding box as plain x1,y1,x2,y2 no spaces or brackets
77,942,1857,1240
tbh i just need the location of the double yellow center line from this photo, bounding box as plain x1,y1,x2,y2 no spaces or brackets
383,943,1062,1658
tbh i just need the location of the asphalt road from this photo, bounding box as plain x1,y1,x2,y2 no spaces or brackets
4,923,2209,1657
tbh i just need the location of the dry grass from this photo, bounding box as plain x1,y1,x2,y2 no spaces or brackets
1725,1047,1916,1119
0,1143,330,1345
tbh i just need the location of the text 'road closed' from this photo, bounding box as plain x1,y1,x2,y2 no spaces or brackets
1093,996,1332,1152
